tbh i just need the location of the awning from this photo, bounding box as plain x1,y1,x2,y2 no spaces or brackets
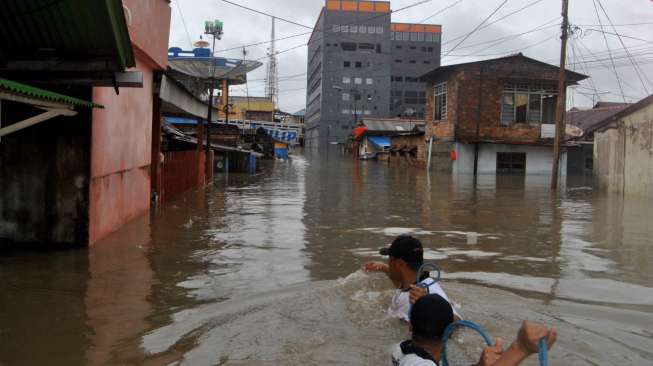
0,78,100,138
0,0,134,74
368,136,391,150
160,75,219,120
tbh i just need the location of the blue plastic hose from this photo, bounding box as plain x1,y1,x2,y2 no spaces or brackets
441,320,548,366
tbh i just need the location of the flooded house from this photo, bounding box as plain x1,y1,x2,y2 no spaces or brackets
565,101,633,175
421,53,587,175
592,94,653,197
354,118,425,163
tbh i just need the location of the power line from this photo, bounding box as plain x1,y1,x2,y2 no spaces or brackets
419,0,464,23
442,0,546,46
595,0,651,94
592,0,625,103
174,0,194,47
442,0,510,58
221,0,312,30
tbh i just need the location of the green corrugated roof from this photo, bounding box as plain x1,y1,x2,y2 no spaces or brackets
0,0,135,70
0,78,102,108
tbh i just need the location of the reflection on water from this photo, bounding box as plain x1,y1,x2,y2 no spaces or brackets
1,151,652,365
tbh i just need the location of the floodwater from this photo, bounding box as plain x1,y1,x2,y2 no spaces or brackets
1,150,652,365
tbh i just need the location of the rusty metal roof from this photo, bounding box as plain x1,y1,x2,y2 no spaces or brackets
0,0,134,71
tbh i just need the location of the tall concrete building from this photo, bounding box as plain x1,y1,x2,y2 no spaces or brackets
305,0,441,149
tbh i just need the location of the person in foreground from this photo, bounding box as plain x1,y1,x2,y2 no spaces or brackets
362,235,461,321
392,294,557,366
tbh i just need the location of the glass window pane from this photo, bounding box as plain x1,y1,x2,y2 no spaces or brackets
359,25,366,34
501,93,515,125
376,26,383,34
542,95,557,124
343,76,350,84
515,93,529,123
528,94,542,124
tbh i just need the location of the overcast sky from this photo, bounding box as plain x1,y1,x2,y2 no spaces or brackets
168,0,653,112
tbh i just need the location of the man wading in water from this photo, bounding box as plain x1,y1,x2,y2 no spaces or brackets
363,235,461,321
394,294,557,366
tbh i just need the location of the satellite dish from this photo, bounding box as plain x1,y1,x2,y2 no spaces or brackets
565,124,584,138
194,39,210,48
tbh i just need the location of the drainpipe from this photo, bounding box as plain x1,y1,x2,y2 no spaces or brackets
427,136,434,171
473,67,484,178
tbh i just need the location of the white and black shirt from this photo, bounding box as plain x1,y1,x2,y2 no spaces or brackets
388,278,460,322
391,341,439,366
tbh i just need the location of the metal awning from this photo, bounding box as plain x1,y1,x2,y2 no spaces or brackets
167,48,263,86
159,75,220,120
0,0,135,86
368,136,392,150
0,78,100,138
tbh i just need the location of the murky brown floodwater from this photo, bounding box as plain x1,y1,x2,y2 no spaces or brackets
1,150,652,365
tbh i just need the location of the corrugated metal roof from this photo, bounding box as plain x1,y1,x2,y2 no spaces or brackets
0,78,101,108
362,119,425,133
0,0,134,70
565,104,631,134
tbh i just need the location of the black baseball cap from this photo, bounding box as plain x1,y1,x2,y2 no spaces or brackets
379,235,424,264
410,294,454,340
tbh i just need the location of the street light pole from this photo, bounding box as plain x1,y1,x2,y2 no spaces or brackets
204,20,223,173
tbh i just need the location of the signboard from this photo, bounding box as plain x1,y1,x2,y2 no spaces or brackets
541,124,556,139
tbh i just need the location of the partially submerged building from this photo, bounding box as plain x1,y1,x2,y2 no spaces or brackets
565,102,632,175
355,119,425,163
0,0,171,246
592,95,653,197
421,53,587,175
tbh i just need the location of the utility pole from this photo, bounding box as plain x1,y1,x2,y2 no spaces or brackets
551,0,569,190
204,20,224,178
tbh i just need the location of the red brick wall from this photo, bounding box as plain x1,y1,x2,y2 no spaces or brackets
390,135,426,164
425,61,561,144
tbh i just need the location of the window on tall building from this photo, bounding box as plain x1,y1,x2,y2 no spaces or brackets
366,78,373,85
427,47,434,52
341,42,357,51
342,109,350,114
341,25,349,32
434,82,447,120
333,25,340,32
350,25,358,33
344,61,351,67
424,60,431,64
359,25,367,34
411,32,418,41
501,83,557,125
418,33,424,42
391,31,395,40
342,93,350,101
410,46,417,50
395,76,404,82
355,61,362,68
354,77,362,85
395,59,403,63
343,76,351,84
425,33,434,42
409,60,416,64
376,26,383,34
396,45,403,49
359,43,375,52
368,26,375,34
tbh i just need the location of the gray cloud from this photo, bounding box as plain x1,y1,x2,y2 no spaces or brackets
169,0,653,111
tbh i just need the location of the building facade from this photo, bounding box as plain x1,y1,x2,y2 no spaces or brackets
305,0,441,149
593,95,653,197
422,54,587,176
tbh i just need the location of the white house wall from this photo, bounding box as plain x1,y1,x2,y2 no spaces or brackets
453,143,567,175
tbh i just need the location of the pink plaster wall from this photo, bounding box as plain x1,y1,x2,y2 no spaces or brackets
89,58,154,245
122,0,171,70
88,0,171,245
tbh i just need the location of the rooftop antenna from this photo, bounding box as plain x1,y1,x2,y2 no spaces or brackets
266,16,279,110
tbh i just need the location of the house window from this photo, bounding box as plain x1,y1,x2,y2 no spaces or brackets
501,83,557,125
433,82,447,120
497,153,526,174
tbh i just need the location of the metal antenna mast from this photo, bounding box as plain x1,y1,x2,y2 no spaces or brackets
266,17,279,109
